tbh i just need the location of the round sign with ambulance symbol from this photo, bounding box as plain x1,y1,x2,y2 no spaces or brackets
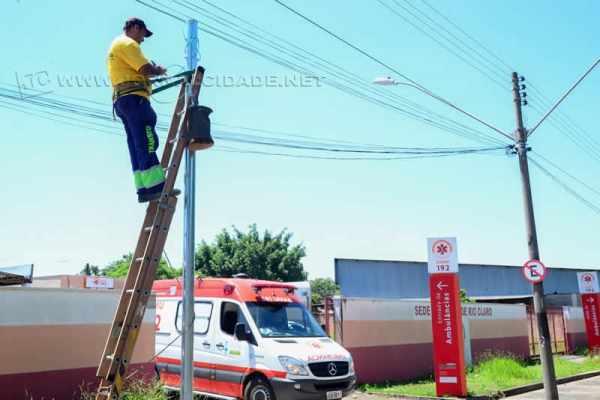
577,271,600,294
522,259,547,283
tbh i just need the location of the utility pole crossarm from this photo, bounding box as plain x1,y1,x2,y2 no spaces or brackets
528,56,600,137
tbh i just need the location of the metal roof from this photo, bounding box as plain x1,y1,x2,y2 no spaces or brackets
0,265,33,286
334,258,597,299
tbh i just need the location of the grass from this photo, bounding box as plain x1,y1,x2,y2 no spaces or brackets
362,355,600,397
81,379,172,400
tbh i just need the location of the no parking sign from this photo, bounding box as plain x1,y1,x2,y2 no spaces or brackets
522,259,547,284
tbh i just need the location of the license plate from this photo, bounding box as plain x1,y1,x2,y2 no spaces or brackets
326,390,343,400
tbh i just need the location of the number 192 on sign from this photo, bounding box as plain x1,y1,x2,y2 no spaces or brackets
436,264,451,272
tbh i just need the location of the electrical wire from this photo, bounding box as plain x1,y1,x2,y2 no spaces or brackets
0,85,507,160
174,0,506,146
378,0,508,90
272,0,512,140
529,156,600,216
395,0,596,152
532,152,600,198
138,0,509,146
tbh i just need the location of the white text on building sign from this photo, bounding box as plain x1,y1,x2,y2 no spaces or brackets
427,237,458,274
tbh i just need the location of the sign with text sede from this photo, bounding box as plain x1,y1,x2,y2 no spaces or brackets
427,237,467,397
577,272,600,352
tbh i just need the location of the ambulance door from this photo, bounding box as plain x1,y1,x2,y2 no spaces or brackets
211,300,251,398
175,299,215,393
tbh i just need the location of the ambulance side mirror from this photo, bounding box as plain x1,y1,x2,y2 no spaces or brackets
234,323,253,342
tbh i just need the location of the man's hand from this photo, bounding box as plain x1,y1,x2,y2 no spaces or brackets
155,65,167,76
139,63,167,77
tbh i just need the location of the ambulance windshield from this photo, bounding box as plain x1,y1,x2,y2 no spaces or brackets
246,302,326,338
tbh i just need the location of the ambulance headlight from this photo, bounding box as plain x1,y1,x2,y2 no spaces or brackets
349,357,355,374
278,356,309,376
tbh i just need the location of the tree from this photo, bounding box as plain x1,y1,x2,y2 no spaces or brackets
101,253,182,279
80,263,100,276
195,224,307,281
460,288,474,303
310,278,339,305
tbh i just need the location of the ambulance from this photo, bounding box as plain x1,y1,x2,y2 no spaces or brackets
152,277,356,400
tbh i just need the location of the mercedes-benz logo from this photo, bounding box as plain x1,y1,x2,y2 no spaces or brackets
327,362,338,376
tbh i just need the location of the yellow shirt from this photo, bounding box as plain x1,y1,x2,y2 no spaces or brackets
107,35,151,98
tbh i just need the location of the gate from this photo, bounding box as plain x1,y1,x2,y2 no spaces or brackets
527,306,568,356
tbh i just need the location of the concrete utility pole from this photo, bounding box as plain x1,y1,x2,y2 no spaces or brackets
181,18,199,400
512,72,559,400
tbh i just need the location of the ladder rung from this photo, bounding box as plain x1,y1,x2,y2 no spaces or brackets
135,257,145,262
168,138,177,144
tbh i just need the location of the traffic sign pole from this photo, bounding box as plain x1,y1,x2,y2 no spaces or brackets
512,72,558,399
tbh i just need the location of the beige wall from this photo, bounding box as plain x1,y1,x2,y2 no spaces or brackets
0,287,154,375
339,298,528,348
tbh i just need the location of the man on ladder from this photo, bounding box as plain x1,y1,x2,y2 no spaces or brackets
107,17,172,202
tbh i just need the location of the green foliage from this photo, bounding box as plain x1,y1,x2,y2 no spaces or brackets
101,254,181,279
195,224,307,281
310,277,339,305
80,263,100,276
460,288,474,303
81,379,169,400
363,355,600,397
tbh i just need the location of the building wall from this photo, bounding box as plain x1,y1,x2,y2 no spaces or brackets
337,298,529,383
31,274,125,290
563,306,588,352
335,258,589,299
0,287,155,400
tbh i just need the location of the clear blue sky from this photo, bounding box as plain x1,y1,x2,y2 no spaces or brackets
2,0,599,279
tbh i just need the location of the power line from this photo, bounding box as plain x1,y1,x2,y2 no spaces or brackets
402,0,596,150
273,0,512,140
529,103,600,164
378,0,508,90
529,156,600,216
418,0,514,73
528,56,600,136
138,0,508,146
0,85,506,160
532,152,600,198
528,84,600,157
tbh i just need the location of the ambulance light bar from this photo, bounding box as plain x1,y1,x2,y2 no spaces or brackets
252,283,296,294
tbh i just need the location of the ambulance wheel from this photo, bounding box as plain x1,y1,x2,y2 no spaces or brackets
244,377,276,400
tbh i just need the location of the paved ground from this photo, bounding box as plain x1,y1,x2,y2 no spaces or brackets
347,375,600,400
510,375,600,400
346,392,388,400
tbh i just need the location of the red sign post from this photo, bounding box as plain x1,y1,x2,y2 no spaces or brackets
581,293,600,352
427,238,467,397
577,272,600,354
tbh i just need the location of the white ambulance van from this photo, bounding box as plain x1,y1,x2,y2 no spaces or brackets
153,278,356,400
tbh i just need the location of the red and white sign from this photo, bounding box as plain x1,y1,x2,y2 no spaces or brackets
577,272,600,294
85,276,114,289
429,274,467,396
581,293,600,351
427,237,458,274
427,237,466,397
522,259,547,283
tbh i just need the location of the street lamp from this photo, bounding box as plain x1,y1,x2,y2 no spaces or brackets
373,76,398,86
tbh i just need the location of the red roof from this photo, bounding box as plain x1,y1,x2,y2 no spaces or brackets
152,278,300,303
